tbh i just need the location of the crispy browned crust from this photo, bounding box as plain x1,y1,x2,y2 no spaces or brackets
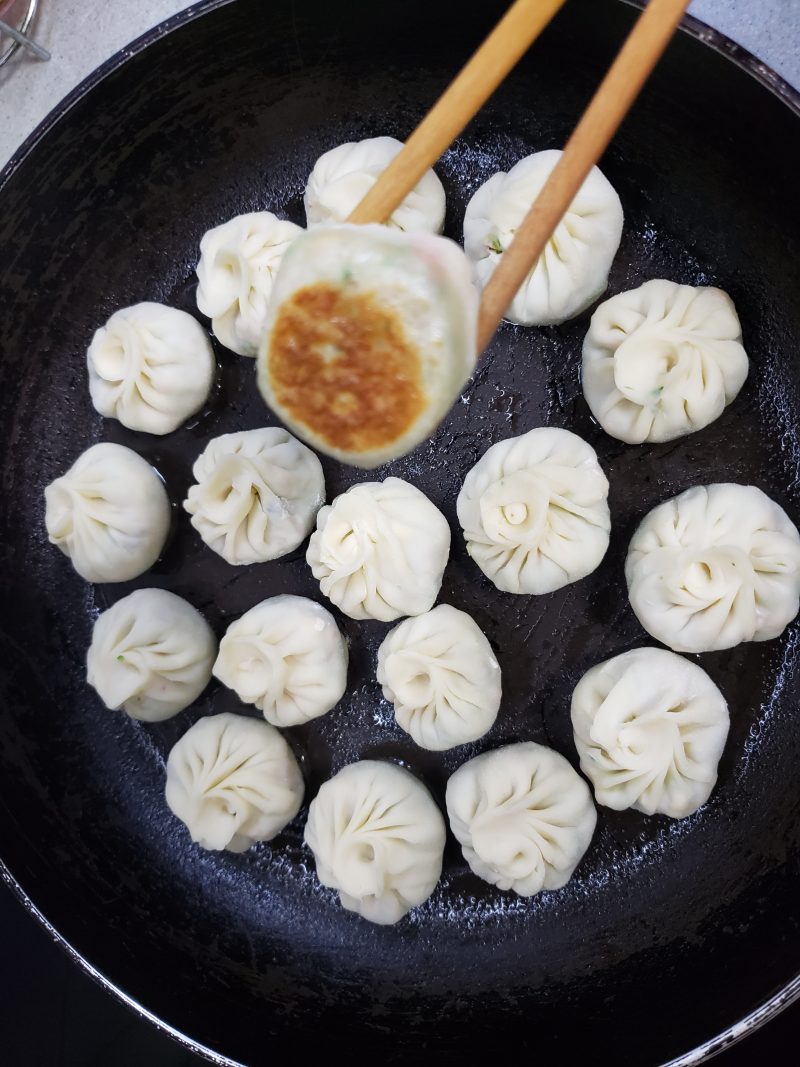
267,283,425,452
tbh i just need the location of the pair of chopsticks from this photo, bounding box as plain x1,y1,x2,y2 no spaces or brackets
347,0,690,352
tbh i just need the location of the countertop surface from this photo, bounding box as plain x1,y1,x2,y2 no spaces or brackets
1,1,799,1064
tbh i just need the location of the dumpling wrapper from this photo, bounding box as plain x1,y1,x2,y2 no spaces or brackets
582,279,748,443
88,588,216,721
463,149,623,326
257,223,478,469
304,136,446,234
213,594,347,727
625,483,800,653
304,760,445,925
166,713,304,853
571,647,729,819
377,604,501,751
44,442,170,583
457,427,610,595
446,741,597,897
87,303,215,435
306,477,450,622
196,211,303,357
184,428,325,565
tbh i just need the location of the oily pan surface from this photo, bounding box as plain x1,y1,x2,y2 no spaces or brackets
1,0,799,1062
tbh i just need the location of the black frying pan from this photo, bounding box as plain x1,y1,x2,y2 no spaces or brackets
1,0,799,1063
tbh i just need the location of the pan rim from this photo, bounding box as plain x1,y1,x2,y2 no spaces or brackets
1,1,798,1063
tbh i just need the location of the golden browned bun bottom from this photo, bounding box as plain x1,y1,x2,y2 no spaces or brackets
267,282,425,454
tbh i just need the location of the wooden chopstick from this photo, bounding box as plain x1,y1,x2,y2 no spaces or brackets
346,0,568,227
477,0,691,350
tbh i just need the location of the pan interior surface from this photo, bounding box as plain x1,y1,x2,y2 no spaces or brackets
1,0,799,1062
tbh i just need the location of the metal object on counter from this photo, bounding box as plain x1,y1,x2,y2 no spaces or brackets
0,0,49,69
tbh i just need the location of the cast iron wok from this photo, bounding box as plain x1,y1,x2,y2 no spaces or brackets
1,0,799,1062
